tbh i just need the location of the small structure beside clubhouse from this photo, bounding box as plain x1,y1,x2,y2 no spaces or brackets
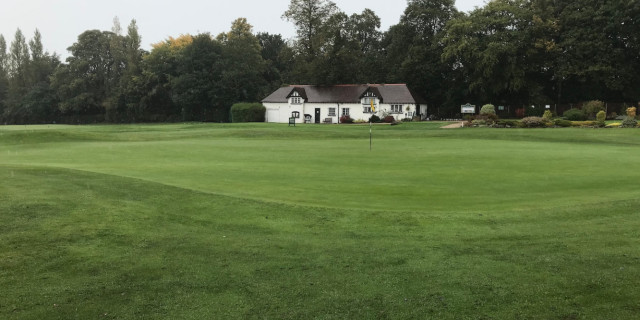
262,84,427,124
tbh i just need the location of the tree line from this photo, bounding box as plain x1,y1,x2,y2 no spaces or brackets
1,0,638,124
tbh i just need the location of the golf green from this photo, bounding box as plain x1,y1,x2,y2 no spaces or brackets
1,123,639,319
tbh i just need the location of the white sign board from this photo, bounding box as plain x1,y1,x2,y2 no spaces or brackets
461,104,476,114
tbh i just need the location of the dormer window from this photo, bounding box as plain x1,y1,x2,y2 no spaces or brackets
362,91,377,105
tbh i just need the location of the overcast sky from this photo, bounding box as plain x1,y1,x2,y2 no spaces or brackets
0,0,486,59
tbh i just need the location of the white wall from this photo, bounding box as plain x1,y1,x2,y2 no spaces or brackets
264,102,418,123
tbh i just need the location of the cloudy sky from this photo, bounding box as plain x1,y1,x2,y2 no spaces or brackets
1,0,486,58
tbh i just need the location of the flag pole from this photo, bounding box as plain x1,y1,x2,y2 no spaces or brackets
370,99,375,151
370,119,372,151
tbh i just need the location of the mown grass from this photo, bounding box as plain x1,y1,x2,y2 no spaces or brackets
1,123,639,319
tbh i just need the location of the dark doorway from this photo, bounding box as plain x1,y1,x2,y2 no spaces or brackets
315,108,321,124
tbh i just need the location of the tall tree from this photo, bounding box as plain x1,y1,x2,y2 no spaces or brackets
7,29,31,106
283,0,340,82
218,18,267,103
257,32,293,89
52,30,120,118
549,0,639,102
116,19,145,121
171,33,225,121
0,35,8,115
384,0,459,115
283,0,339,57
346,9,384,82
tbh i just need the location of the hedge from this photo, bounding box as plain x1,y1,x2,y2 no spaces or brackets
231,103,266,123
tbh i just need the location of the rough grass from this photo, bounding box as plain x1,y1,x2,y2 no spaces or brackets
1,123,640,319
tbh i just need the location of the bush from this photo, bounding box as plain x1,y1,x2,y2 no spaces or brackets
496,120,521,128
627,107,637,118
340,115,354,124
583,100,605,119
471,119,488,127
480,104,496,115
563,108,587,121
608,112,618,120
369,115,381,123
383,115,395,123
542,110,553,120
553,119,572,127
596,110,606,126
521,116,549,128
621,116,637,128
468,113,499,125
230,103,266,123
401,118,413,122
570,121,598,127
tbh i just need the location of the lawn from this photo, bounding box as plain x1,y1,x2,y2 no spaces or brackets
1,123,639,319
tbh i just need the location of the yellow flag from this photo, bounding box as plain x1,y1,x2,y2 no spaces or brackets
371,99,375,112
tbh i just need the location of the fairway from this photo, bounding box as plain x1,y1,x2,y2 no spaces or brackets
1,123,639,319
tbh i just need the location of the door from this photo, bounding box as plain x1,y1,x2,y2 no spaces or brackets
315,108,321,124
266,109,279,123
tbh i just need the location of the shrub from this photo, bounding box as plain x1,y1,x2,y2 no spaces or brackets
583,100,605,119
596,110,606,126
471,119,488,127
570,121,598,127
383,115,395,123
563,108,587,121
354,119,367,124
542,110,553,120
521,116,549,128
230,103,266,123
480,104,496,115
621,117,637,128
469,113,499,125
553,119,572,127
608,112,618,120
627,107,637,118
401,118,413,122
496,120,521,128
340,115,354,124
369,115,381,123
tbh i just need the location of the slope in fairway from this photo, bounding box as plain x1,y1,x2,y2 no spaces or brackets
1,123,640,319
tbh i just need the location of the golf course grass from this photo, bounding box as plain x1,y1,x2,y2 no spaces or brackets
1,122,639,319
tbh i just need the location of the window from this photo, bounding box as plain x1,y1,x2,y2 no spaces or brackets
342,108,350,116
328,108,336,116
363,97,376,105
362,91,377,106
363,106,372,114
291,97,302,104
391,104,403,113
292,111,300,118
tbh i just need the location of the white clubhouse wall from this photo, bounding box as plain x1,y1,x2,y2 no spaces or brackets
264,101,418,123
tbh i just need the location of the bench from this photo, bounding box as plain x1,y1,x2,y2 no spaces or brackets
323,118,333,124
